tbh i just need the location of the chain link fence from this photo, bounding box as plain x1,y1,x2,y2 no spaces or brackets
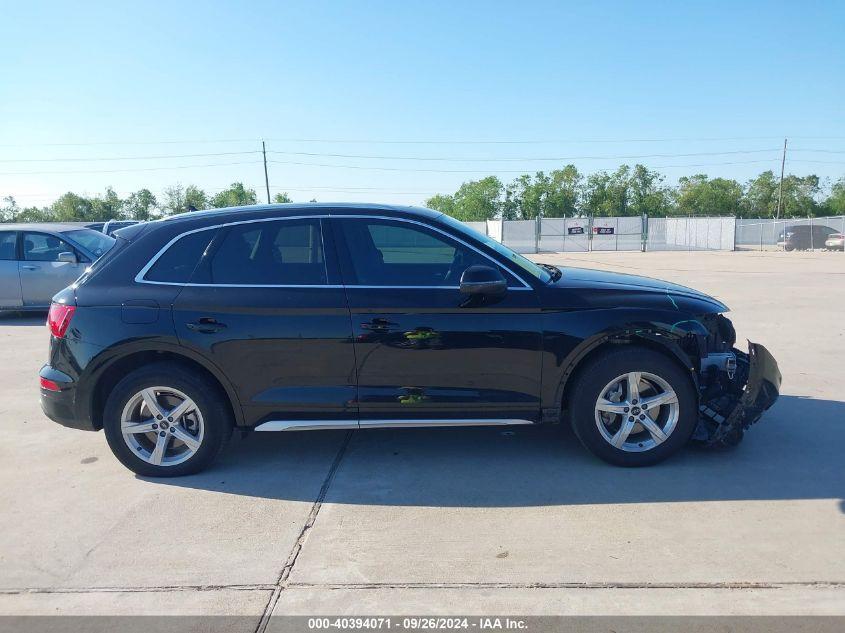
645,217,735,251
458,215,844,254
735,216,845,251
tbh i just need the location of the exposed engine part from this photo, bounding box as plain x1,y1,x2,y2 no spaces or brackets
693,343,781,447
702,352,737,379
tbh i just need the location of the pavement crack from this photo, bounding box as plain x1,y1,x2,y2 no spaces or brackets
286,581,845,591
254,430,355,633
0,583,275,595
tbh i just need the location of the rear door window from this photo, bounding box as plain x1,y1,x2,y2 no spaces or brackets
208,219,326,285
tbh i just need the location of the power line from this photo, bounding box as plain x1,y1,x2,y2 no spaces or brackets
0,151,260,163
266,157,788,174
0,148,799,164
5,155,841,178
263,136,845,145
266,149,782,162
0,160,263,176
0,138,261,148
3,135,845,148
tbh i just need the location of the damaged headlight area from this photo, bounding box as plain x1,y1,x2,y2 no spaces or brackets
691,314,782,447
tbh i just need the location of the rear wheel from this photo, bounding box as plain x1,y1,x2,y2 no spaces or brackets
568,347,697,466
103,363,232,477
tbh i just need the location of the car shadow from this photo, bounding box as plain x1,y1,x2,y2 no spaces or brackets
0,312,47,326
144,394,843,509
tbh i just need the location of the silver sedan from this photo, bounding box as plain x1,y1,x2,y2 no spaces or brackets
0,223,115,310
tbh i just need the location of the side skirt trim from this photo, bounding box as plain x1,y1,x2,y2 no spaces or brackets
254,419,535,432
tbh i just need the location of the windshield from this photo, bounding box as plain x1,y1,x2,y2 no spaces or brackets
64,229,116,259
436,214,551,283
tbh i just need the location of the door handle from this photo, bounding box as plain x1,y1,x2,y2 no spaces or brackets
21,265,38,271
186,318,227,334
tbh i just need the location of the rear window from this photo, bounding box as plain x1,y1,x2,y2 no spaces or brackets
145,230,216,283
64,229,115,259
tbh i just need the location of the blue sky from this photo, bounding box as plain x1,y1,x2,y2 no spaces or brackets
1,0,843,207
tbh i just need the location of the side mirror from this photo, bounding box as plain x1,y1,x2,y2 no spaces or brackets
57,251,78,264
459,265,507,295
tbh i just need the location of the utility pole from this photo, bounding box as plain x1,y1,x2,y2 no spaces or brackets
262,140,271,204
775,138,787,220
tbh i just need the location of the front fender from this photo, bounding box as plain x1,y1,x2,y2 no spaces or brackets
542,307,707,410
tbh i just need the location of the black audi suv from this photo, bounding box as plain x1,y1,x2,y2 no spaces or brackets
40,204,781,476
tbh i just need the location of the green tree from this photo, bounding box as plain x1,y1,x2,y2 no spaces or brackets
424,193,456,216
581,166,632,216
273,192,293,203
16,206,52,222
824,177,845,215
124,189,158,221
428,178,502,221
779,174,821,217
675,175,745,216
90,187,124,220
745,171,779,218
162,184,208,215
50,192,95,221
1,196,20,222
162,185,187,215
745,172,821,218
628,164,672,216
185,185,209,211
449,176,503,221
507,166,582,219
543,165,582,217
210,182,257,208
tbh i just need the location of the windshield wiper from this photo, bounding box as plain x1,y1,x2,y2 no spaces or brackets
539,262,562,282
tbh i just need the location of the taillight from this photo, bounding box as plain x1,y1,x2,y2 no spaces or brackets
47,303,76,338
40,377,61,391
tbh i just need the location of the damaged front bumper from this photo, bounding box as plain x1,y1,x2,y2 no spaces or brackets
694,342,782,446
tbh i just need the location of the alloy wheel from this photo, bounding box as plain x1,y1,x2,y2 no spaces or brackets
120,386,205,467
594,371,680,452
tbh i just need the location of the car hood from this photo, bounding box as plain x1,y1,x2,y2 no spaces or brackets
542,266,728,313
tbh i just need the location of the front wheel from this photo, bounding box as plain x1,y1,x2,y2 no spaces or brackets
568,347,697,467
103,363,233,477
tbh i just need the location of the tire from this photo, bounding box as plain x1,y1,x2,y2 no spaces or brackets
784,244,795,252
568,346,697,467
103,362,233,477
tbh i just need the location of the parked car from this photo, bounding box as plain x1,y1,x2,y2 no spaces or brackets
0,224,115,311
777,224,839,251
39,204,781,476
823,232,844,251
85,220,141,236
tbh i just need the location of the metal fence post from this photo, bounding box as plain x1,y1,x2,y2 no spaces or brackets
809,216,814,250
614,218,619,251
642,213,648,252
534,215,541,254
588,215,594,252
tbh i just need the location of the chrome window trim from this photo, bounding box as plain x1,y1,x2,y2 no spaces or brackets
135,214,533,289
255,418,534,431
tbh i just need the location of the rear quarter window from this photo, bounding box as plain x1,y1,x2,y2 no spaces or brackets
144,230,216,283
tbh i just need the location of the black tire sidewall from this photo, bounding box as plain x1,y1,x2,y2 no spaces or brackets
103,363,232,477
569,347,697,467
